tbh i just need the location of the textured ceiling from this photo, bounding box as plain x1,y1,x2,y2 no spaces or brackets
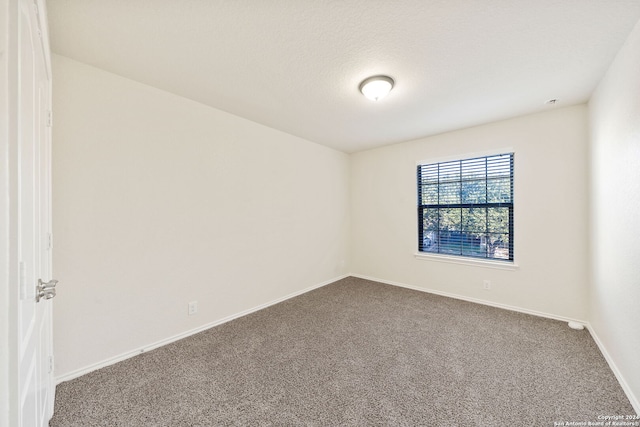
48,0,640,153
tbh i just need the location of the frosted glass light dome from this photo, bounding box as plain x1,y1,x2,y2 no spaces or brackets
359,75,394,101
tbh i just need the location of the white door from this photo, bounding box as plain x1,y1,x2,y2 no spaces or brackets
14,0,56,425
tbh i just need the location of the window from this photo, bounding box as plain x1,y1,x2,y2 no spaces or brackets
417,153,514,261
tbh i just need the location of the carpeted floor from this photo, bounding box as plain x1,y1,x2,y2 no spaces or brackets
50,277,636,426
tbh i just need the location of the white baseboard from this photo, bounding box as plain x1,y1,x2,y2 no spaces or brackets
56,272,639,415
586,323,640,414
350,273,587,325
351,273,639,414
55,274,349,384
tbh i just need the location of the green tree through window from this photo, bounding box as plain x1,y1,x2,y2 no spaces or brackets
417,153,514,261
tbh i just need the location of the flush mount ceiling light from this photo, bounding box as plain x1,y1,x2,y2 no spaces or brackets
359,75,394,101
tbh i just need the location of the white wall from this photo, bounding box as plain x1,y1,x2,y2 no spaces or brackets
351,105,589,321
1,1,12,424
588,19,640,411
52,55,350,378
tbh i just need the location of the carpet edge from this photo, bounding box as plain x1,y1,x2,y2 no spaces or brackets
351,272,639,414
54,274,350,384
350,273,588,324
587,323,640,415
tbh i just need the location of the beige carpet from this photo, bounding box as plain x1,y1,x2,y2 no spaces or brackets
50,277,635,426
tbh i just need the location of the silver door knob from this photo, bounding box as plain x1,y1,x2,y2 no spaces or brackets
36,279,58,302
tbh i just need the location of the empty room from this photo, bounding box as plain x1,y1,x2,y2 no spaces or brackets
2,0,640,426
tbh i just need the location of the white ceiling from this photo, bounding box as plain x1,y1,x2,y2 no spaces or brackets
47,0,640,153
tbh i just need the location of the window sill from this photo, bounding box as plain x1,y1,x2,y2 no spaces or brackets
414,252,519,271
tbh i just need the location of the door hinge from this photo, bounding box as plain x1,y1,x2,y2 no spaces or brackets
48,355,54,374
47,233,53,250
46,110,52,127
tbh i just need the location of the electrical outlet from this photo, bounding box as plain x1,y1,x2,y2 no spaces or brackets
188,301,198,316
483,280,491,291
